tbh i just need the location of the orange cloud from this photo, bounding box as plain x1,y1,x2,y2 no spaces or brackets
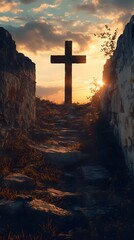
0,1,22,13
32,3,57,13
32,0,62,13
0,16,16,22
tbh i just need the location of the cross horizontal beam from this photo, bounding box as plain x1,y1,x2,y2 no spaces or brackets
72,56,86,63
51,56,65,63
51,55,86,64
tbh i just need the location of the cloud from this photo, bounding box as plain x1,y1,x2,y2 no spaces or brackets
55,0,63,3
75,2,96,13
75,0,134,16
117,13,132,26
32,0,62,12
36,85,62,97
85,0,134,11
32,3,58,13
7,20,91,53
19,0,37,4
0,16,16,22
103,0,134,9
74,0,134,28
0,0,22,13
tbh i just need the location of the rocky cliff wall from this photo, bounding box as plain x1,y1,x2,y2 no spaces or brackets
0,27,36,129
102,16,134,174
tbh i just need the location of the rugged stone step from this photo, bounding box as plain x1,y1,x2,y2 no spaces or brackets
4,173,35,191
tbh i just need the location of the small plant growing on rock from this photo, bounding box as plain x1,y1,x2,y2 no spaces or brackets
88,77,104,110
94,25,118,57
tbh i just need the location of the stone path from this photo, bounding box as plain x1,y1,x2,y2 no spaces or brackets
30,103,134,239
1,102,134,239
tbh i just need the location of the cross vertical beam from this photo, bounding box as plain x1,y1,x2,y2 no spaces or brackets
65,41,72,104
51,40,86,104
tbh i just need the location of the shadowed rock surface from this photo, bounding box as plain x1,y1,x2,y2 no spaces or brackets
0,27,35,129
4,173,35,191
101,15,134,175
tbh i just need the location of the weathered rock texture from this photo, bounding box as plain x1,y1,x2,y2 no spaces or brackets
101,16,134,174
0,27,35,129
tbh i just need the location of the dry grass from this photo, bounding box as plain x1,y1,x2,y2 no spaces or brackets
0,125,61,238
0,187,18,201
68,141,82,151
0,128,61,199
6,235,41,240
2,219,57,240
35,98,60,128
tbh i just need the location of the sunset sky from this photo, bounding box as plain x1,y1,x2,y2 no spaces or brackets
0,0,133,103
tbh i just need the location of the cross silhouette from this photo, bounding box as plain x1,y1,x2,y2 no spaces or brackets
51,41,86,104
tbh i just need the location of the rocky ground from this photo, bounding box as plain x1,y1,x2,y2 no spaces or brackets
0,99,134,239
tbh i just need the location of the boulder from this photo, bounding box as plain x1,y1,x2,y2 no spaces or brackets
0,197,71,219
4,173,35,191
31,144,82,167
0,199,25,216
27,198,71,217
44,147,82,167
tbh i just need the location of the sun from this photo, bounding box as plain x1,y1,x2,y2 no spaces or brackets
97,80,104,87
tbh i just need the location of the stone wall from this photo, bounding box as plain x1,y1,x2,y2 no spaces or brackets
0,27,36,129
101,16,134,174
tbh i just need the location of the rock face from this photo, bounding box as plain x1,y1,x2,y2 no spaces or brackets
101,16,134,174
0,27,35,129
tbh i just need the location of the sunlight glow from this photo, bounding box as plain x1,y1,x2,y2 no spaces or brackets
97,80,104,87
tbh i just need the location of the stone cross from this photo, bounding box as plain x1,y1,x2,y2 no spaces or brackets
51,41,86,104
